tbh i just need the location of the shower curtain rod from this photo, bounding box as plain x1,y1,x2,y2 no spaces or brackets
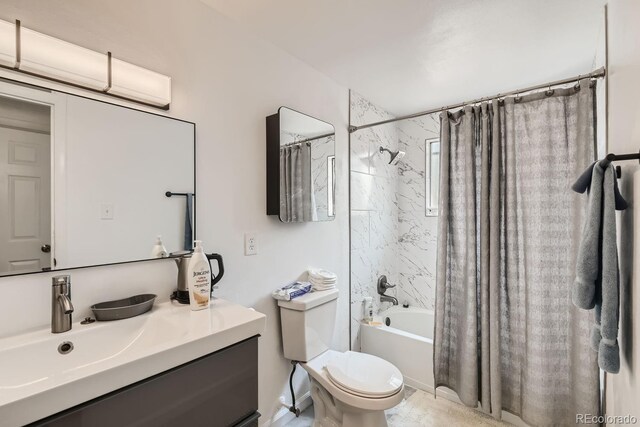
348,67,606,133
280,132,335,148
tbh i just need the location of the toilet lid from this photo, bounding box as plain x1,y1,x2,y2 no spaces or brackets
325,351,403,398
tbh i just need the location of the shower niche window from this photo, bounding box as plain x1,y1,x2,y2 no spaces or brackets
327,155,336,218
426,138,440,216
266,107,336,223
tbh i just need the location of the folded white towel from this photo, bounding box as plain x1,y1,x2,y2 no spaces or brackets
310,276,336,283
308,268,337,281
310,280,336,291
307,268,337,291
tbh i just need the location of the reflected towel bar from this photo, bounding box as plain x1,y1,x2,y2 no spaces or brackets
165,192,194,198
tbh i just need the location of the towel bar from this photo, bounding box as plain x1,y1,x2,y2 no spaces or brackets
165,191,194,198
598,150,640,178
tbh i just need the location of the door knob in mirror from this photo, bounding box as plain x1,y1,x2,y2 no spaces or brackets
41,244,51,253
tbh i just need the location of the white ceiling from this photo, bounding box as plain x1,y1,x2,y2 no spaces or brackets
201,0,607,116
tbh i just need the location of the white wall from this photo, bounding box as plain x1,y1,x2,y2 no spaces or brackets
606,0,640,421
0,1,349,425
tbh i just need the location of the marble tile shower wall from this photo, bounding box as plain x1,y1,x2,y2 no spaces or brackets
350,92,399,351
397,114,439,311
350,92,440,351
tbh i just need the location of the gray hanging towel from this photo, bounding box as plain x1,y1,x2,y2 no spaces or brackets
593,166,620,373
184,193,193,251
572,161,627,210
572,164,604,309
572,163,621,373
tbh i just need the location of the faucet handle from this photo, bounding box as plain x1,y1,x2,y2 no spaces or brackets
52,275,71,293
377,275,395,294
53,275,70,285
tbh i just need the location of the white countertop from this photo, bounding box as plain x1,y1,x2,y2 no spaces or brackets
0,298,266,426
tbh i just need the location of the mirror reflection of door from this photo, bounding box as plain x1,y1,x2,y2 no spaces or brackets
0,95,51,275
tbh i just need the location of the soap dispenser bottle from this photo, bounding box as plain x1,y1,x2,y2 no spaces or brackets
151,235,168,258
363,297,374,322
187,240,211,310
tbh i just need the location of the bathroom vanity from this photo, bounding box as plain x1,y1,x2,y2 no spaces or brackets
0,299,266,427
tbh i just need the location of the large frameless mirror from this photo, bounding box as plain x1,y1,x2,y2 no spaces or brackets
0,80,195,277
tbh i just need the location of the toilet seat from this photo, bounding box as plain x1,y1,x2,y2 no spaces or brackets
325,351,403,398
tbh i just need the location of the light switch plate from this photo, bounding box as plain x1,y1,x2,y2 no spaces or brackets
101,203,114,220
244,232,258,256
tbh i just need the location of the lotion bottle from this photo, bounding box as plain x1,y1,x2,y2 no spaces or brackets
187,240,211,310
151,235,168,258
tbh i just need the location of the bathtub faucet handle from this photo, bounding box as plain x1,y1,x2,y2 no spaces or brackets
378,274,396,295
377,275,396,293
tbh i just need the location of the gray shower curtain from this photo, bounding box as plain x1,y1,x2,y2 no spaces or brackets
434,79,600,426
279,144,317,222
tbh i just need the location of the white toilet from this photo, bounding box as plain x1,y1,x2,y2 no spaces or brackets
278,289,404,427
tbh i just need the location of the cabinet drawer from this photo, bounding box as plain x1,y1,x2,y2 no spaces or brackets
32,337,259,427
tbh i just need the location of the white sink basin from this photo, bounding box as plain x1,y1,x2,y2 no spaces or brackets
0,298,266,426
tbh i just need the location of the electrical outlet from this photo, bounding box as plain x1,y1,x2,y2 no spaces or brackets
101,203,114,220
244,232,258,256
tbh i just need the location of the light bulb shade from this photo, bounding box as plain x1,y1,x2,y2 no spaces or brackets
0,19,171,108
20,26,108,90
0,20,15,67
109,58,171,107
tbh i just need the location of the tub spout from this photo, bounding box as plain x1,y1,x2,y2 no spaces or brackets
380,295,398,306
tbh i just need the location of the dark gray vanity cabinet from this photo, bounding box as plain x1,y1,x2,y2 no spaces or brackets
31,337,259,427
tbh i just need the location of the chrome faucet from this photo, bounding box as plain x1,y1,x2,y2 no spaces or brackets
380,294,399,305
377,275,398,306
52,275,74,333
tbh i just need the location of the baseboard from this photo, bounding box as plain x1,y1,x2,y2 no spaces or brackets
261,391,312,427
403,376,434,394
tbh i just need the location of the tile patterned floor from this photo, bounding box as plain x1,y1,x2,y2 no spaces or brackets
285,386,511,427
386,387,510,427
284,406,315,427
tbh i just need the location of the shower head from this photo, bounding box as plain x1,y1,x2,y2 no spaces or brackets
379,146,406,165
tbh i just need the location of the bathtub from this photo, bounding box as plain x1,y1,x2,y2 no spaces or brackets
361,306,529,426
360,306,434,393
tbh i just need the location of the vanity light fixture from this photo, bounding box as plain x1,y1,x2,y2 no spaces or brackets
19,23,109,90
0,19,171,109
0,20,15,68
109,58,171,107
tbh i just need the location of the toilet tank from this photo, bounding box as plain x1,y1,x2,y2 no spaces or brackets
277,289,339,362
